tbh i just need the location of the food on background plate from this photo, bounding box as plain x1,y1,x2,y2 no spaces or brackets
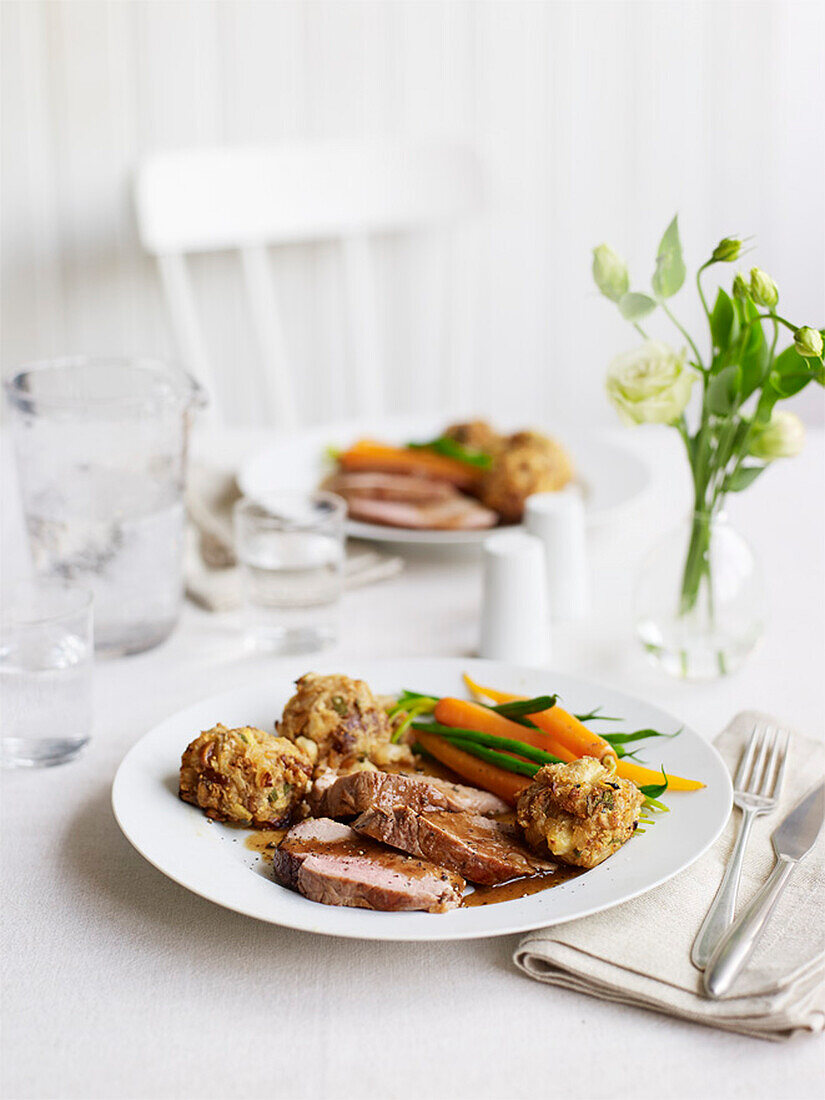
517,758,644,869
322,419,574,531
179,724,312,827
476,430,574,523
180,672,703,912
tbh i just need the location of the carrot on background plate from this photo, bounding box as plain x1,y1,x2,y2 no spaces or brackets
338,440,483,490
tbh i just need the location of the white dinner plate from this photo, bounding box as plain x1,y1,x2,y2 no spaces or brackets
112,658,732,941
237,414,652,545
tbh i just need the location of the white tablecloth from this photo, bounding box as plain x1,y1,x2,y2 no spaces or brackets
2,427,824,1100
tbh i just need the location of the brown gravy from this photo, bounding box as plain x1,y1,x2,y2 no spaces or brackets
244,828,288,861
463,865,583,907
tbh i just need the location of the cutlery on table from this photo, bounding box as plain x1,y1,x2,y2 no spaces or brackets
691,723,790,969
704,779,824,999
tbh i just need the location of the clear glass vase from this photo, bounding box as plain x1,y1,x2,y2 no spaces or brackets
634,510,765,679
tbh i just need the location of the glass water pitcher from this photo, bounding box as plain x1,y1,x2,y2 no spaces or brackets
5,357,206,656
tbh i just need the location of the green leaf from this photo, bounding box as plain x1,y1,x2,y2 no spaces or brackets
767,345,815,399
707,364,741,415
651,215,686,299
723,464,765,492
618,291,657,322
739,318,769,399
710,289,739,351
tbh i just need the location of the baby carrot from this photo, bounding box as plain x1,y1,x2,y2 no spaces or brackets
463,673,704,790
338,440,482,489
460,679,616,764
434,697,576,763
414,730,531,806
616,759,705,792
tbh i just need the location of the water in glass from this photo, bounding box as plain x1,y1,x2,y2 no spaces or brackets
5,358,203,656
234,493,345,653
1,581,93,768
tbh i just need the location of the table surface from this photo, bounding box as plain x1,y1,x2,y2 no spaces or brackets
2,426,824,1100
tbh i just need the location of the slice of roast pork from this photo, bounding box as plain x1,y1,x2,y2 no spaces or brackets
322,471,457,504
272,818,465,913
308,769,509,819
345,495,498,531
353,808,554,886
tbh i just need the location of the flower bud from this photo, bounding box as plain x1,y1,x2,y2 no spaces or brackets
732,272,750,302
749,410,805,460
592,244,630,303
794,326,824,358
711,237,742,263
749,267,779,309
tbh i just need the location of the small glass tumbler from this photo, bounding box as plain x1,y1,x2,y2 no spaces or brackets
233,492,345,654
1,579,93,767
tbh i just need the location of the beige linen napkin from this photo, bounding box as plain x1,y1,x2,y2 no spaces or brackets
185,464,404,611
514,711,825,1041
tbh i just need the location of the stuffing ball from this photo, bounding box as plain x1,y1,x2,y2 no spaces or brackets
517,757,643,869
277,673,412,774
180,724,312,827
443,420,504,455
479,430,573,522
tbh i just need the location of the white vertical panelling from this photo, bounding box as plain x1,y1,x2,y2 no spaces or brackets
475,1,550,421
2,0,823,426
1,1,66,362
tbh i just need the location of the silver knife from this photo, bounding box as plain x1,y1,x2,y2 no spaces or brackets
704,780,824,999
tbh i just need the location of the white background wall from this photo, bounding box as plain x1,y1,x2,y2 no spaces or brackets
2,0,823,427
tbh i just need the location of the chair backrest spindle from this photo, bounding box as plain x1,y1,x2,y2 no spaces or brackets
135,142,483,425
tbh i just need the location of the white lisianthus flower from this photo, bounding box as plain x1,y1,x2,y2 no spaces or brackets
606,341,695,425
748,410,806,459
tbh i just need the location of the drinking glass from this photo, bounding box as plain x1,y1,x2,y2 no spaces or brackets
4,357,205,656
233,492,345,653
1,579,93,768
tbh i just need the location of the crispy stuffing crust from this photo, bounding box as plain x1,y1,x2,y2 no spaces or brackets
480,430,574,522
517,758,643,869
180,724,312,827
277,673,413,775
443,420,505,455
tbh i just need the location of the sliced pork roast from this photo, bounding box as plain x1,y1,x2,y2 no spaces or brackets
272,818,465,913
345,495,498,531
323,471,457,504
353,807,554,886
307,770,509,819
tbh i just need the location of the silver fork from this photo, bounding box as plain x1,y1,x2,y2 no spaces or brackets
691,723,790,970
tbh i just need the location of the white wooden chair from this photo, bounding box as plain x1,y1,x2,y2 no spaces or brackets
134,142,483,428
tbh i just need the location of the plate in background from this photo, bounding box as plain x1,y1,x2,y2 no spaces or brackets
112,657,732,942
237,415,652,545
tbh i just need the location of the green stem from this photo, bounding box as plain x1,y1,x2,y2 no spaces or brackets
696,261,713,325
753,312,799,333
659,299,705,369
633,322,649,339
